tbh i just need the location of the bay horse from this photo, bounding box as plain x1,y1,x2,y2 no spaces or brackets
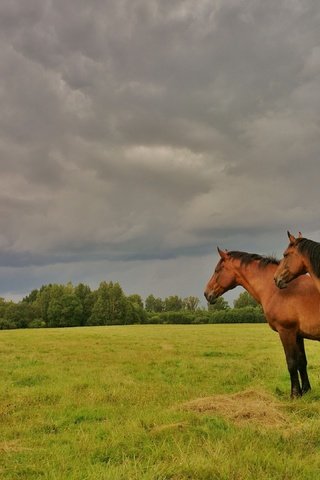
204,247,320,398
274,231,320,294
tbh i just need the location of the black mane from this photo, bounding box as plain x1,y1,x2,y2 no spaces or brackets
297,238,320,278
228,251,279,267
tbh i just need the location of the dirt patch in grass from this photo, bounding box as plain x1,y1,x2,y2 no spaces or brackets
150,421,189,434
182,389,288,427
161,343,175,351
0,441,30,453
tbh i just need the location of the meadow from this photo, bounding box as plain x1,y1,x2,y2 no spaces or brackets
1,324,320,479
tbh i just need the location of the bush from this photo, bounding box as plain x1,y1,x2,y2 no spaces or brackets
208,307,265,324
148,315,162,324
28,319,46,328
0,318,17,330
192,314,210,324
146,311,196,324
158,312,194,324
145,308,265,325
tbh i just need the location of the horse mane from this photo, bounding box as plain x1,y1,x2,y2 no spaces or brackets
228,251,279,267
297,238,320,278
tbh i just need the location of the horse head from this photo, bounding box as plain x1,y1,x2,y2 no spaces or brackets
204,247,238,304
274,231,307,289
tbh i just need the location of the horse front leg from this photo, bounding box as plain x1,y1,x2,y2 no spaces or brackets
279,329,302,398
296,336,311,394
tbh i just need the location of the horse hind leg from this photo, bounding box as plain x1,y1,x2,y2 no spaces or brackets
296,336,311,394
279,330,302,398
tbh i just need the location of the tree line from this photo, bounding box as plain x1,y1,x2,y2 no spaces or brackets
0,281,265,330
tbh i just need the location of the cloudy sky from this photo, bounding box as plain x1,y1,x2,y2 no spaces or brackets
1,0,320,304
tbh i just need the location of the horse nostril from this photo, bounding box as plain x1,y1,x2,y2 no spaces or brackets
275,278,286,289
205,292,218,304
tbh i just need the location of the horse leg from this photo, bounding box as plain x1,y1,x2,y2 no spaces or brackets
296,336,311,394
279,330,302,398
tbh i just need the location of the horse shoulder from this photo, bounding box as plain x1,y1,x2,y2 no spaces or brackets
263,292,298,331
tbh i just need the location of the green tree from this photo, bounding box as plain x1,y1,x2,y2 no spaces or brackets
208,297,230,311
0,297,8,318
34,284,81,327
145,294,164,313
128,294,147,324
47,293,83,327
89,281,131,325
233,291,259,309
22,289,39,303
183,296,200,311
34,284,63,324
4,302,36,328
108,282,131,325
74,283,94,325
88,282,110,325
164,295,183,312
128,294,144,309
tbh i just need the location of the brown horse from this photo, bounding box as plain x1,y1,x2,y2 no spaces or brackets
274,231,320,294
204,247,320,398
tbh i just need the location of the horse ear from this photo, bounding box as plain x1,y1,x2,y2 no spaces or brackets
287,231,296,245
298,231,303,238
217,247,228,259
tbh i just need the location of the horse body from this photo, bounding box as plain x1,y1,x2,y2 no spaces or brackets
265,275,320,340
275,231,320,294
205,249,320,397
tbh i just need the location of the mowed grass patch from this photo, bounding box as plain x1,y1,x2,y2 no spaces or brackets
1,325,320,479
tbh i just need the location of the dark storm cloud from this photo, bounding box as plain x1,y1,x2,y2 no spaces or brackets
1,0,320,298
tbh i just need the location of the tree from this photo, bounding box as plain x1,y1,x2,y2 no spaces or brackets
33,284,84,327
34,284,65,324
127,294,144,309
233,291,259,309
183,296,200,311
89,281,131,325
108,282,131,325
74,283,94,325
208,297,230,311
89,281,111,325
47,293,83,327
22,289,39,303
127,294,147,323
4,302,36,328
0,297,8,318
164,295,183,312
145,294,164,313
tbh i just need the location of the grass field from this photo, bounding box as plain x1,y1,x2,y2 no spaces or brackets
1,324,320,479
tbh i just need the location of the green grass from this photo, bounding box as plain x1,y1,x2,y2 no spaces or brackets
1,324,320,479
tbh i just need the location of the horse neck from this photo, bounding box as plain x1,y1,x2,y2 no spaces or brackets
298,241,320,292
305,261,320,294
233,261,275,305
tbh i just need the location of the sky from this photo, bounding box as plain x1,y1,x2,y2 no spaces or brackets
1,0,320,305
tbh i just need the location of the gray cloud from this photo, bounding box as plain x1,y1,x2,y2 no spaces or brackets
1,0,320,300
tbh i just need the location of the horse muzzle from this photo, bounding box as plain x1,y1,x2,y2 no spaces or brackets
204,290,218,304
